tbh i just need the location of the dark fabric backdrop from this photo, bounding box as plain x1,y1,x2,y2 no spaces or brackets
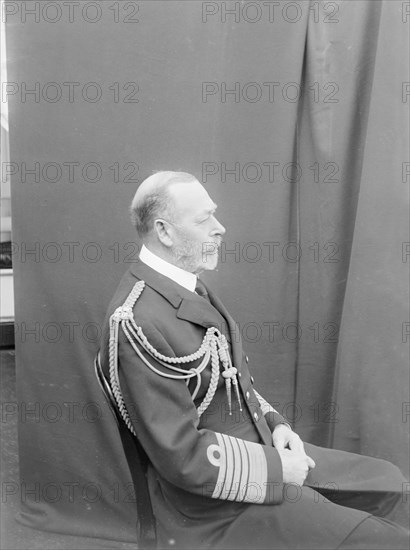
6,0,409,541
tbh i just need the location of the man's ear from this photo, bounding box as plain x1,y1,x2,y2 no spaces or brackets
153,219,173,248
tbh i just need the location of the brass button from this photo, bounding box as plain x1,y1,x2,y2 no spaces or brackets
246,391,250,400
250,376,255,384
253,411,258,421
238,372,242,378
245,355,249,363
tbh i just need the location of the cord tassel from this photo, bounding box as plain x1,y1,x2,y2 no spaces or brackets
222,367,239,415
232,375,242,412
225,378,232,415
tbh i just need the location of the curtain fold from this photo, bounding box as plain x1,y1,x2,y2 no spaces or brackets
294,0,384,446
330,1,409,476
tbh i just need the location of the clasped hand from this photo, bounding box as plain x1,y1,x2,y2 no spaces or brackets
272,424,316,486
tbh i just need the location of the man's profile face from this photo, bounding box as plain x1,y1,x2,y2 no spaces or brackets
167,180,226,274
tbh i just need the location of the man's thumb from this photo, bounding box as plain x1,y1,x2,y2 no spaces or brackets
272,434,285,450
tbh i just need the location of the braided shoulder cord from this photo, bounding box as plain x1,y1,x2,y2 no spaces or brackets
197,338,221,417
108,280,240,436
108,281,146,436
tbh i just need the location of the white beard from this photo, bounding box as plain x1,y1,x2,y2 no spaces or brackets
171,239,219,274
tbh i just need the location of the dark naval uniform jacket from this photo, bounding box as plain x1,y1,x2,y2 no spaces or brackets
100,261,406,550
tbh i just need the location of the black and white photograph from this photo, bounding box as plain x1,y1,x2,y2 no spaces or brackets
0,1,409,549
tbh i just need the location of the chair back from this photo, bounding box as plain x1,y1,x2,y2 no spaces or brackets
94,353,157,549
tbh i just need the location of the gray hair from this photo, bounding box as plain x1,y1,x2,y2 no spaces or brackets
130,171,197,237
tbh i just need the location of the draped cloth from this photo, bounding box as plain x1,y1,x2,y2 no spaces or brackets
6,0,408,540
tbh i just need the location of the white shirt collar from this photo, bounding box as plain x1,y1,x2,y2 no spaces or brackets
139,245,197,293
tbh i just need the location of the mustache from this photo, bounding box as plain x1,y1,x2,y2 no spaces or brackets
202,240,222,253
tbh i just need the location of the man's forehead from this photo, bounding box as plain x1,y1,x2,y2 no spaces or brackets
170,180,216,213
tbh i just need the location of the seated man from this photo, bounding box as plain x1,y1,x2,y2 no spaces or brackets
100,171,409,549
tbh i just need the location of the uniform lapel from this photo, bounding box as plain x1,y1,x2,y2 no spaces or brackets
176,297,228,331
129,262,227,332
206,286,243,370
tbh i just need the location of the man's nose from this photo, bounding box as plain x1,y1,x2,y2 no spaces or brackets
213,217,226,236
